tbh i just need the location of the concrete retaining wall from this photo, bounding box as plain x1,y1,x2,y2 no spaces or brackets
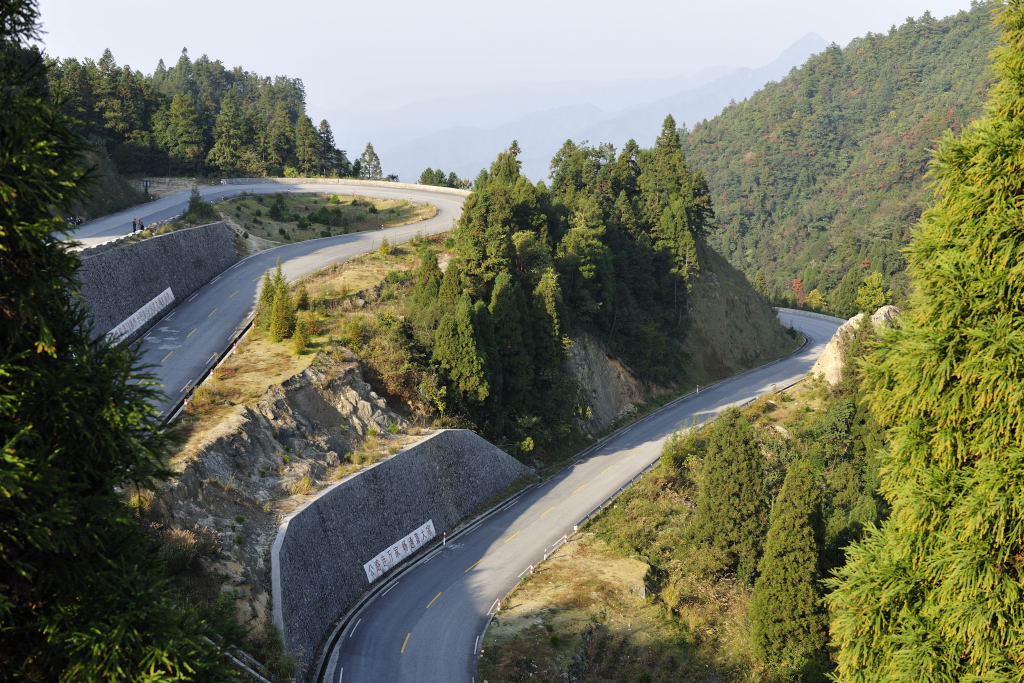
75,221,239,341
271,429,532,676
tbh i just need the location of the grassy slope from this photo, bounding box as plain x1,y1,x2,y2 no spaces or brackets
479,380,842,682
221,193,436,245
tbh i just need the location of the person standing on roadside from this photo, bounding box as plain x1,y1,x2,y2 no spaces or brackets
131,218,137,232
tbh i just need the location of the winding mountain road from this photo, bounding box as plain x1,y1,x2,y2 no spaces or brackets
69,181,468,416
72,186,843,682
319,309,842,683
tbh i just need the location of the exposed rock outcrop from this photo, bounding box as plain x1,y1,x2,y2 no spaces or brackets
812,305,900,385
567,333,667,435
565,243,794,435
153,350,407,632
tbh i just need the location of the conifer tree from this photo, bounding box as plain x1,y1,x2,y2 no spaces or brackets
751,459,828,678
256,268,275,330
269,276,295,342
294,115,319,176
690,408,769,583
0,3,228,677
828,3,1024,678
206,89,250,175
433,293,489,403
160,92,204,173
292,313,313,353
359,142,383,180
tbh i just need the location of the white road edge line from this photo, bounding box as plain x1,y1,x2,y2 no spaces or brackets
474,635,479,654
348,618,361,639
338,667,343,682
380,581,398,597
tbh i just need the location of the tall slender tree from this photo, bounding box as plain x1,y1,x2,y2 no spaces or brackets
689,408,769,583
751,459,828,678
828,3,1024,678
359,142,383,180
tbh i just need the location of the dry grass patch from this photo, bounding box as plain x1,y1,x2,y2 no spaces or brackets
171,329,319,459
220,192,436,246
481,534,702,683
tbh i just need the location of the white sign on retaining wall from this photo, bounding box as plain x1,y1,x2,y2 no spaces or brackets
363,520,436,584
106,287,175,342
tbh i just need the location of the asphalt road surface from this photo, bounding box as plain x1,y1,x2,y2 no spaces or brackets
321,309,843,683
68,182,468,416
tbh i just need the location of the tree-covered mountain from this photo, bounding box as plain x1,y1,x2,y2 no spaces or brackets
46,48,357,179
681,2,998,316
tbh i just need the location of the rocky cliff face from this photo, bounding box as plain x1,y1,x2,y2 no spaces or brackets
812,305,900,385
567,333,666,435
153,350,408,631
566,242,794,435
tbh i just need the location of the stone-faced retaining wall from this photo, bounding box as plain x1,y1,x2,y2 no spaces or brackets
75,222,239,341
271,429,533,677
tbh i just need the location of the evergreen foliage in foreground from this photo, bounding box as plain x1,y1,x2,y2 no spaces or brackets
750,459,828,678
827,2,1024,678
0,2,230,678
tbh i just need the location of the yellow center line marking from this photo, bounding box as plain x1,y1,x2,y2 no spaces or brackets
504,530,520,544
464,558,482,573
161,351,174,363
426,592,442,609
400,632,411,654
600,464,615,474
186,328,197,338
571,483,586,495
229,290,239,298
539,506,556,519
208,308,218,318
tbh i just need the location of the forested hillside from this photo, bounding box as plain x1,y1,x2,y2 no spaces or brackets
683,2,997,315
46,48,354,179
337,120,789,458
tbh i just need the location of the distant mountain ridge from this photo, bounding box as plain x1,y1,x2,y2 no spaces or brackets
680,5,997,316
370,33,828,182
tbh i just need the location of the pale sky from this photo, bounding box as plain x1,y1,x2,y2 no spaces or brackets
35,0,979,164
37,0,976,111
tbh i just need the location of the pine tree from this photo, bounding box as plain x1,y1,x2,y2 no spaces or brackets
828,4,1024,678
0,3,228,677
751,460,828,678
206,89,249,175
294,114,319,176
256,269,275,330
160,92,204,173
269,273,295,342
292,313,314,353
359,142,383,180
854,271,888,313
433,293,489,403
690,408,769,583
